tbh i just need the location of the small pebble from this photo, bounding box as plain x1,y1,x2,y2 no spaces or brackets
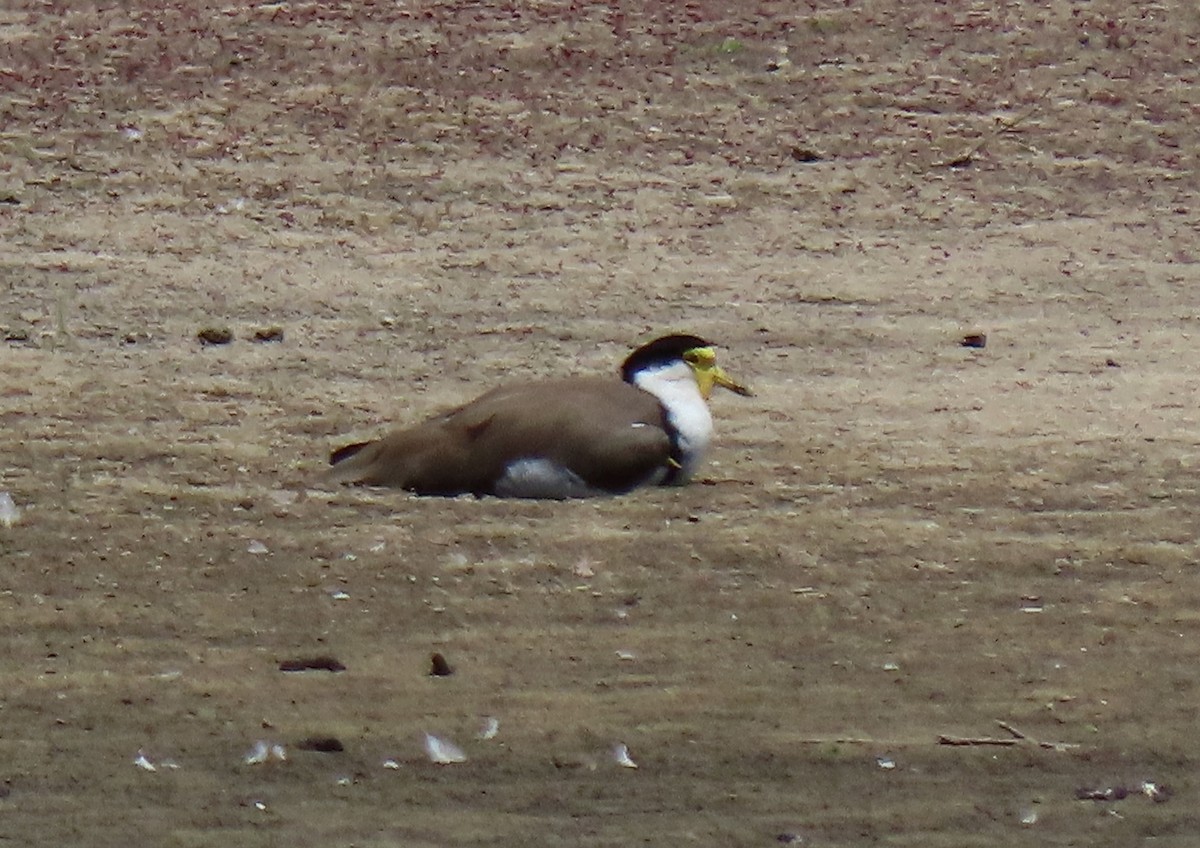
424,733,466,764
1075,785,1128,801
0,492,20,528
244,741,287,765
430,652,454,677
613,743,638,769
244,741,270,765
251,326,284,343
1141,780,1172,803
197,327,234,346
296,736,344,753
279,656,346,673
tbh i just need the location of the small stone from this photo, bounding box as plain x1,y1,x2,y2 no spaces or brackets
1141,780,1173,803
429,652,454,677
252,326,284,343
423,733,466,764
960,332,987,349
296,736,344,753
0,492,20,528
197,327,234,346
279,656,346,673
243,741,271,765
1075,785,1127,801
613,743,638,769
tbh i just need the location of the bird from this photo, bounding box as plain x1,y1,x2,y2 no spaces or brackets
327,333,751,499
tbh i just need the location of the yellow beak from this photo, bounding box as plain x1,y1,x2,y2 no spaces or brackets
711,365,753,398
686,347,753,399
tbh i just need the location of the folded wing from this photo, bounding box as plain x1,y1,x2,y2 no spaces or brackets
328,378,674,497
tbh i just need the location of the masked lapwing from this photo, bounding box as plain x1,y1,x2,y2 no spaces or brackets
327,333,751,499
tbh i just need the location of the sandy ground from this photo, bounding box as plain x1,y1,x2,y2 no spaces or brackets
2,1,1200,845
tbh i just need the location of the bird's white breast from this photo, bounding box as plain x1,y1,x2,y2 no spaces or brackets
632,361,714,482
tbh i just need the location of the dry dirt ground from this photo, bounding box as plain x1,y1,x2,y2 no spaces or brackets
2,1,1200,845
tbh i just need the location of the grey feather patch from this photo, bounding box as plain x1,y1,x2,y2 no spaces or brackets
493,458,609,499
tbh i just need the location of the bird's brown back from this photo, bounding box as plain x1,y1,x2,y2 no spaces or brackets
328,378,674,496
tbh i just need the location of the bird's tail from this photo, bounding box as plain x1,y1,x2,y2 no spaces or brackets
330,441,369,467
325,440,378,484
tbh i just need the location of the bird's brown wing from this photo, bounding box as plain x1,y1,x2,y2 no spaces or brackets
328,378,674,496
